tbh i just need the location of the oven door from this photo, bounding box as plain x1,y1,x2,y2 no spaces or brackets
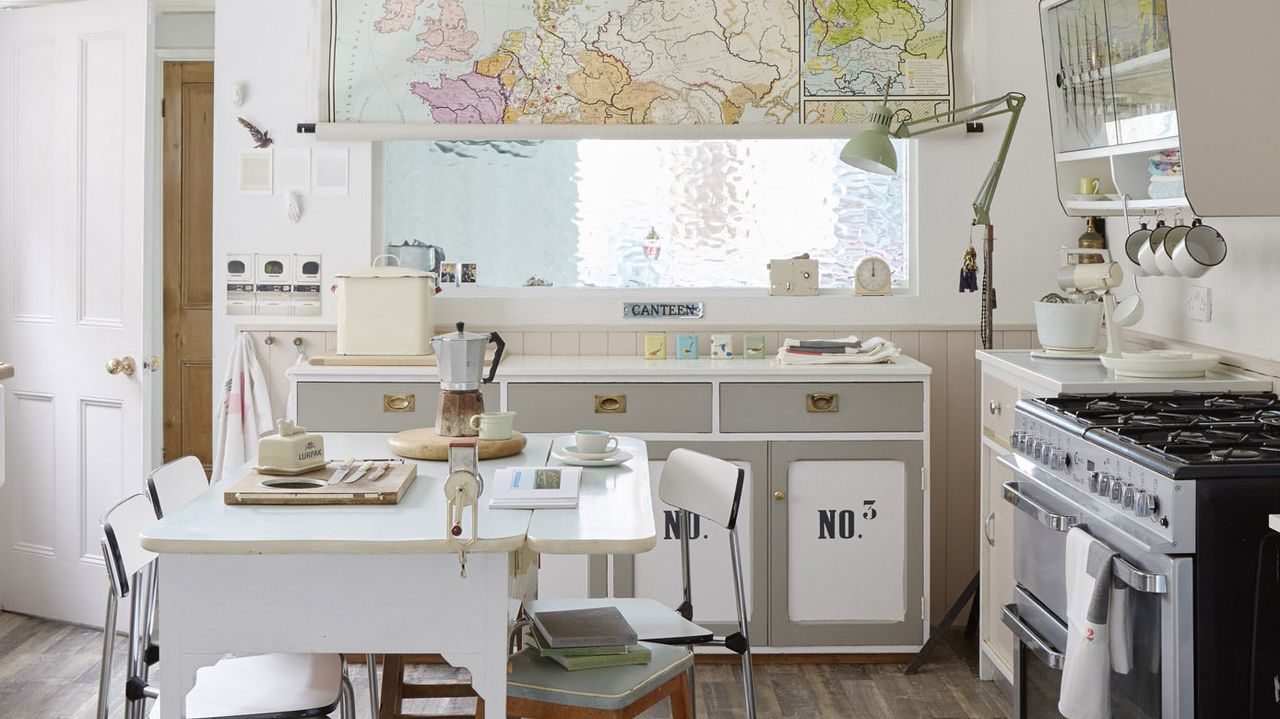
998,454,1193,719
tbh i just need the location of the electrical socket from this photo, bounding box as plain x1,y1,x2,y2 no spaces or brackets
1186,285,1212,322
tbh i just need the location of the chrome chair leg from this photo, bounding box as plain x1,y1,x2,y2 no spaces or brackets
339,674,356,719
729,528,756,719
126,570,147,719
97,589,118,719
365,653,379,718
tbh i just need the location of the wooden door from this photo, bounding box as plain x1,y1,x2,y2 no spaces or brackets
0,0,151,626
162,62,214,468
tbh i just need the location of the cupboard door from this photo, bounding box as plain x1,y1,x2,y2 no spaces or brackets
769,441,925,647
981,444,1017,676
613,442,767,640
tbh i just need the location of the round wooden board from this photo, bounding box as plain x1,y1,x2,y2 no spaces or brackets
388,428,528,461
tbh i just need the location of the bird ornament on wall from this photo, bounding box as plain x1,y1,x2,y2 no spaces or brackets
237,117,273,148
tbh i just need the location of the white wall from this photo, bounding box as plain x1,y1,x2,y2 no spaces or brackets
211,0,1076,376
1108,216,1280,361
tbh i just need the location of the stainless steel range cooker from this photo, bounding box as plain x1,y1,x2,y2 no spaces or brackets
1000,391,1280,718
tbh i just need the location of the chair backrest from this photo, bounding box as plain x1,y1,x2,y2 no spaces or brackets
658,448,745,531
100,493,158,599
146,455,208,518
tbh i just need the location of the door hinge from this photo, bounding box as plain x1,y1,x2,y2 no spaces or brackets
921,596,928,622
160,98,165,118
921,467,928,492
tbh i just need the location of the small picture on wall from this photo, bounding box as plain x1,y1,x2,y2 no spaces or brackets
461,263,477,284
439,262,457,285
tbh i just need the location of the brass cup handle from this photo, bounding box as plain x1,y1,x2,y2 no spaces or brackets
773,490,786,501
106,356,136,376
594,394,627,414
806,392,838,413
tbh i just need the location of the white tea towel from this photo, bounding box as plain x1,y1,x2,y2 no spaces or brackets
777,335,901,365
1059,528,1128,718
211,334,274,482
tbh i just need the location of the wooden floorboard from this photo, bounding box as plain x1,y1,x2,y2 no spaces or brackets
0,611,1010,718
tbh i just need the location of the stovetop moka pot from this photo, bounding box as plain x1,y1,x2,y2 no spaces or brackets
431,322,505,392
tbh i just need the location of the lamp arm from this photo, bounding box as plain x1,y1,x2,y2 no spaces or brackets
891,92,1026,226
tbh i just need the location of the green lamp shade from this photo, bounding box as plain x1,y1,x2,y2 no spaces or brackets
839,104,898,175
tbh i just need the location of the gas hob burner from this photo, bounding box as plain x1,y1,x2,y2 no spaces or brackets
1084,395,1157,413
1193,392,1280,411
1257,410,1280,428
1156,443,1280,464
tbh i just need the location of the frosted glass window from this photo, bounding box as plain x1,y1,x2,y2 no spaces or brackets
382,139,909,288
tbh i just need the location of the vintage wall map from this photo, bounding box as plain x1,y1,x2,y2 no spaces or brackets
325,0,951,126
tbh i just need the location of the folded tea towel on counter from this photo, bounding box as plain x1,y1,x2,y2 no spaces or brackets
1059,527,1132,719
212,333,274,482
777,335,901,365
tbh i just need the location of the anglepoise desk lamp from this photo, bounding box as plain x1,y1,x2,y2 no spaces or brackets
840,88,1026,350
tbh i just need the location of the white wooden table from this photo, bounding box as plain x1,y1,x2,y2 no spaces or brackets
141,435,654,719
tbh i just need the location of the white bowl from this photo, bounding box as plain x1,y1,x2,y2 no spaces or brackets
1035,301,1103,352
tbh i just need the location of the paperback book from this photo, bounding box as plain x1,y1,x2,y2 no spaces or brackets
489,466,582,509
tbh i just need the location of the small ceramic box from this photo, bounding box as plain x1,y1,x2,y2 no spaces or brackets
743,334,765,359
675,334,698,359
257,419,326,474
710,334,734,359
643,333,667,360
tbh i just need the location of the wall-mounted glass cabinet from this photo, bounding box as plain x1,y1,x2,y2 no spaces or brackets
1040,0,1186,216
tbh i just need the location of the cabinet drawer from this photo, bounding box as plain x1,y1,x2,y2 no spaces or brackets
507,383,712,433
981,373,1019,444
296,382,498,433
720,382,923,433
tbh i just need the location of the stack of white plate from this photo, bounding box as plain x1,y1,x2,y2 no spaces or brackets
1100,350,1220,378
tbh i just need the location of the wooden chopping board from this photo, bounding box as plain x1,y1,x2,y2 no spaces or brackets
223,461,417,505
388,429,527,461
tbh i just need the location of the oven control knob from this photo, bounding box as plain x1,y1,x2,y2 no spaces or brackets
1110,480,1124,504
1136,492,1159,518
1010,431,1023,450
1097,475,1112,497
1087,472,1100,493
1121,484,1136,509
1049,450,1068,470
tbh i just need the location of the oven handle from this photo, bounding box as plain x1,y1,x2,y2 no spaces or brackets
1001,480,1079,532
1001,603,1065,670
1113,557,1169,594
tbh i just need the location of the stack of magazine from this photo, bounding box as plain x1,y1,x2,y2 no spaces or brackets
528,606,650,671
490,466,582,509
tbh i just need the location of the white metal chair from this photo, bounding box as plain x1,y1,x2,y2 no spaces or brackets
519,448,756,718
145,456,380,718
97,493,357,718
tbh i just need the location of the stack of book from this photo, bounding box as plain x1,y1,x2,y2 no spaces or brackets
527,606,650,671
489,466,582,509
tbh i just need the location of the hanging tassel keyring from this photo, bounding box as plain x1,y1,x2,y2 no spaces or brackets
959,232,979,293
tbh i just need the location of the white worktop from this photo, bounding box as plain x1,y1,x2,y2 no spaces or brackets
141,434,654,556
977,350,1273,395
289,354,931,383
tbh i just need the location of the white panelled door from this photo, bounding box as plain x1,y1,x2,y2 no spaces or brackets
0,0,152,625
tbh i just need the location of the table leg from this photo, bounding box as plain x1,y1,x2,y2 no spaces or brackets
157,652,219,719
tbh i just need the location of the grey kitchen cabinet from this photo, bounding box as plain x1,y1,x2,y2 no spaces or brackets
288,354,933,651
612,441,769,641
296,381,498,433
768,441,926,647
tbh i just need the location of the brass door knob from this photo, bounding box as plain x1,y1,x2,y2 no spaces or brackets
773,490,786,501
106,356,136,376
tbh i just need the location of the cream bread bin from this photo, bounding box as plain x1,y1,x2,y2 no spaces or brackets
335,255,436,355
257,419,327,475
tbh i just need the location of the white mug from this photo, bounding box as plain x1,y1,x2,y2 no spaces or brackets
574,430,618,454
1156,223,1189,277
1137,221,1167,276
1171,219,1226,278
469,411,516,441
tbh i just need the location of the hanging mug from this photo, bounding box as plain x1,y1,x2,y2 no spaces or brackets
1124,221,1152,277
1137,219,1167,276
1156,218,1190,277
1171,219,1227,278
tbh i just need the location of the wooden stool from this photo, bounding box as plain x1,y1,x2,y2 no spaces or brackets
378,654,484,719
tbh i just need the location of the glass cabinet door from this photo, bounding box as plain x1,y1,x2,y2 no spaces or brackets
1043,0,1119,152
1104,0,1178,144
